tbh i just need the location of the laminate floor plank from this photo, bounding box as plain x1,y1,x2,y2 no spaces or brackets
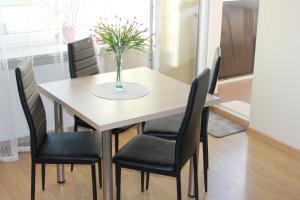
0,126,299,200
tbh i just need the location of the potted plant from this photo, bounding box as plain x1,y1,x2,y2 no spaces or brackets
91,16,152,90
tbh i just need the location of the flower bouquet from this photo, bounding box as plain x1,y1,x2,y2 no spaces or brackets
91,16,152,90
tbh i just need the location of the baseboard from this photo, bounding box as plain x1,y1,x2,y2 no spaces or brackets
211,106,249,127
247,127,300,159
211,105,300,159
218,74,253,85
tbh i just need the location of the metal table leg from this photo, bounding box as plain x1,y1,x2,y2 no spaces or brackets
137,123,143,134
188,132,200,197
54,102,65,183
102,130,113,200
188,159,196,197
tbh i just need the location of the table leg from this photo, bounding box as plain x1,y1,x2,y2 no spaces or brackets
188,133,200,197
54,102,65,183
137,123,143,134
102,130,113,200
188,159,195,197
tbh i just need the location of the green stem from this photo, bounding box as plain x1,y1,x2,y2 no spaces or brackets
115,51,123,88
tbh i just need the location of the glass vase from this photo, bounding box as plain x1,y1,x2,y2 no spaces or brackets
115,52,124,90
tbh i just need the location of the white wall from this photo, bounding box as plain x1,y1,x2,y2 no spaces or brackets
207,0,223,68
250,0,300,150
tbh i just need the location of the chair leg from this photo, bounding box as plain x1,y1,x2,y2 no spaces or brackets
141,171,145,192
74,120,78,132
203,134,208,192
193,154,199,200
71,120,78,172
204,133,209,170
176,173,182,200
98,161,102,189
114,133,119,187
115,165,117,186
201,108,209,170
146,172,150,191
31,161,36,200
204,162,208,192
116,165,121,200
41,163,45,191
115,133,119,153
115,164,118,187
204,109,210,170
91,163,97,200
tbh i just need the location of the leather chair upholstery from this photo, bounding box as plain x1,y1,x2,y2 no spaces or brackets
68,37,134,153
16,60,102,200
143,113,183,140
114,135,176,172
113,69,211,200
68,37,99,78
141,47,222,192
38,132,102,164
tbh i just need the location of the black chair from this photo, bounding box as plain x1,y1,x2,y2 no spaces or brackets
113,69,211,200
141,47,222,192
68,36,134,154
15,60,102,200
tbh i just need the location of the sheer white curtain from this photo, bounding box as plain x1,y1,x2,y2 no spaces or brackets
0,0,150,162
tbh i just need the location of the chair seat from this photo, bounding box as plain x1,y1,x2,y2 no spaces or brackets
113,135,176,172
143,112,205,142
75,116,96,130
142,131,178,140
143,113,181,140
143,113,184,133
37,131,102,164
112,125,134,134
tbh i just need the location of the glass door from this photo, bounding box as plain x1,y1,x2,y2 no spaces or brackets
153,0,199,84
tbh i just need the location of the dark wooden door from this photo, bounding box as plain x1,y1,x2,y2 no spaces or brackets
219,0,259,79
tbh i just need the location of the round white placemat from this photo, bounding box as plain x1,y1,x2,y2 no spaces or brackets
91,82,149,100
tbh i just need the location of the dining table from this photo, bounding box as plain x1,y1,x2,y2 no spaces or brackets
38,67,220,200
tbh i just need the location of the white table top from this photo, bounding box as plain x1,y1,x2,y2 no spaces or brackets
38,67,220,131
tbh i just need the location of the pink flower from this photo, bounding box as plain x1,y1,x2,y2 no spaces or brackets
144,28,148,32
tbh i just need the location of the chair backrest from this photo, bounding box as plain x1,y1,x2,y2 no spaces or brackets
68,37,99,78
15,60,47,158
175,68,210,169
208,47,222,94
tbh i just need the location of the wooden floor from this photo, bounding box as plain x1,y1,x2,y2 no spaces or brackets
217,79,252,104
1,126,300,200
